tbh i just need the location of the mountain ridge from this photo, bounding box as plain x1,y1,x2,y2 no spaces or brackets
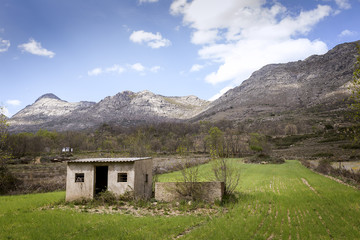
7,40,360,134
193,41,358,123
8,90,210,132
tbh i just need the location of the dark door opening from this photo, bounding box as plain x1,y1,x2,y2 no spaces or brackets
95,166,108,195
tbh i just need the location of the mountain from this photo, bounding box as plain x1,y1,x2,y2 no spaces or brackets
8,91,210,132
8,40,359,134
8,94,96,132
193,41,359,134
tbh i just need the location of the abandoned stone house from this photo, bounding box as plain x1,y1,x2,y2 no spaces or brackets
65,157,152,201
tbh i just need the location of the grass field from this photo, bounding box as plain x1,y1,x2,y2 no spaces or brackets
1,160,360,239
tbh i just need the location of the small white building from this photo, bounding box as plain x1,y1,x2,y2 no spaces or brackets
65,157,152,201
62,147,73,153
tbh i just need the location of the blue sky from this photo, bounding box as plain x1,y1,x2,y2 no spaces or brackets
0,0,359,117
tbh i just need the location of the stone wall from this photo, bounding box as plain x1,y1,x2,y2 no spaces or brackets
155,182,224,203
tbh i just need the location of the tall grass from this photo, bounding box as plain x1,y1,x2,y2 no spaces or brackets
178,160,360,239
1,160,360,239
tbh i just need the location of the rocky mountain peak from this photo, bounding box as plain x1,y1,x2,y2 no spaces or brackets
35,93,62,103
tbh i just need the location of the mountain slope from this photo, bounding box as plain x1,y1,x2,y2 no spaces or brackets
194,41,359,130
8,91,210,132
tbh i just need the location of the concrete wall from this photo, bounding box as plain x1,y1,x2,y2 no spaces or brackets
155,182,224,203
66,159,153,201
108,163,135,196
134,159,153,199
66,163,94,201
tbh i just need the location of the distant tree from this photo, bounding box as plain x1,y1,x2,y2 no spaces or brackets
125,129,150,156
0,108,10,163
0,107,20,194
205,127,224,156
248,133,271,155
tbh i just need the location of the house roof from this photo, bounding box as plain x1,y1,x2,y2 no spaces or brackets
67,157,151,163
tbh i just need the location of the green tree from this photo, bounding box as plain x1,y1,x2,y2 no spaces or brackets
205,126,224,156
248,133,271,154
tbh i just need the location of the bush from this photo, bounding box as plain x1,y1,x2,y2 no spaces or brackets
312,152,334,158
95,190,118,205
0,165,21,194
272,134,315,148
340,144,360,149
315,160,333,175
314,160,360,185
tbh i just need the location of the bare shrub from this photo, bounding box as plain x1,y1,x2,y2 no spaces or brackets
175,159,203,201
211,149,240,196
0,165,22,194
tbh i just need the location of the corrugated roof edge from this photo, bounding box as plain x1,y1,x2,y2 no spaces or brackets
67,157,152,163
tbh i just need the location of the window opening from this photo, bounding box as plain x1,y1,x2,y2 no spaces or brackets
75,173,84,182
118,173,128,182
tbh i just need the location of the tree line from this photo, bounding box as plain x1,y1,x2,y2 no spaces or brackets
3,121,262,158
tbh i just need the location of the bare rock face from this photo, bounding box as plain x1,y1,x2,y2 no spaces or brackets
8,91,210,132
8,94,96,132
195,41,359,124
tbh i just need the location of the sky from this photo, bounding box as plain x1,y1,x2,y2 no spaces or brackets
0,0,360,117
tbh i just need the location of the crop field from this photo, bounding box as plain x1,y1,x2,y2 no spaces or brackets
1,160,360,239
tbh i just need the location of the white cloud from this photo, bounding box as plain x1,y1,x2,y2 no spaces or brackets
88,68,103,76
338,29,357,37
171,0,332,88
129,30,171,49
150,66,161,73
130,63,145,72
88,63,161,77
6,100,21,106
209,85,235,101
18,38,55,58
0,38,10,52
190,64,204,72
106,64,125,74
191,30,219,45
335,0,351,9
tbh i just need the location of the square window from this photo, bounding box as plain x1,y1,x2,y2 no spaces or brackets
75,173,84,182
118,173,127,182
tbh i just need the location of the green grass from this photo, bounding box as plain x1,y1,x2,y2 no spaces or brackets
1,160,360,239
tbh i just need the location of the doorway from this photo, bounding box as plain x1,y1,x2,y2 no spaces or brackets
95,166,108,195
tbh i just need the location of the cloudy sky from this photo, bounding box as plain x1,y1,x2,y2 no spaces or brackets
0,0,359,117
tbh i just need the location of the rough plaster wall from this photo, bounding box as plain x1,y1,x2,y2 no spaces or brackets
108,163,135,196
155,182,224,203
134,159,153,199
66,164,94,201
